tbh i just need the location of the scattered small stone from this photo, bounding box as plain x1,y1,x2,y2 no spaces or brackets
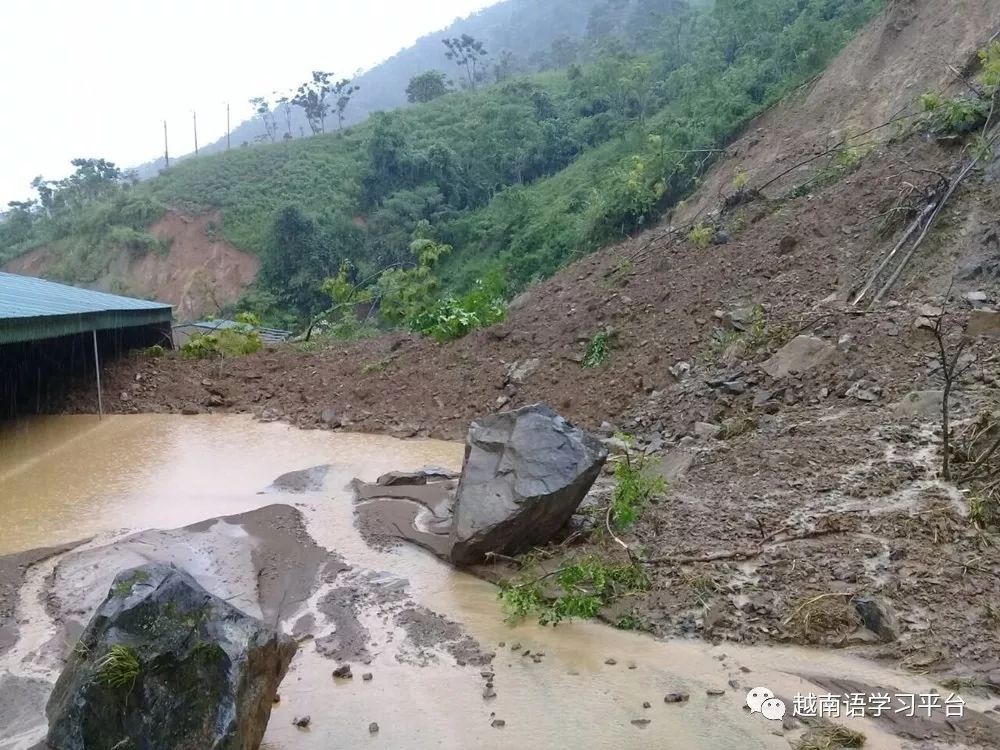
643,701,651,709
293,716,311,728
707,689,725,697
483,687,497,699
362,672,373,682
486,680,494,688
627,662,637,670
739,666,751,673
510,642,522,651
728,679,740,690
481,671,494,678
522,649,531,657
498,641,506,648
369,722,379,735
631,719,652,728
664,693,690,704
491,719,506,728
332,665,353,679
605,658,618,666
273,694,281,704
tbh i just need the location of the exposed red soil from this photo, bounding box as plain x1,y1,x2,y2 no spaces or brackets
5,210,259,322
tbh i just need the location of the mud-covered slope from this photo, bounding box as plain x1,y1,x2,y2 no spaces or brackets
4,210,258,321
679,0,1000,221
63,0,1000,699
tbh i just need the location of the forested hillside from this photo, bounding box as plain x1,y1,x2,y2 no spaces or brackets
131,0,686,176
1,0,883,332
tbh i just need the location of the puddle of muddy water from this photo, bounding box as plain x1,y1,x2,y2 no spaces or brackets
0,415,990,750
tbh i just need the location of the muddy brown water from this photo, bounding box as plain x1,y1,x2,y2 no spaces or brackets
0,415,987,749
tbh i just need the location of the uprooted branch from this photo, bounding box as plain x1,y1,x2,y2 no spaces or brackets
640,526,846,566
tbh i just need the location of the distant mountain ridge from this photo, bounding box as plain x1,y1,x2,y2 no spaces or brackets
132,0,627,178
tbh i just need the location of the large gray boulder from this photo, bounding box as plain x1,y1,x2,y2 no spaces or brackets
449,404,607,565
761,335,836,379
45,564,296,750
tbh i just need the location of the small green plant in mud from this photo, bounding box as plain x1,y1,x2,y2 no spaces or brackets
731,167,750,191
984,601,1000,626
969,490,1000,530
795,721,865,750
787,143,870,198
141,344,165,358
705,304,790,365
606,257,635,286
361,357,392,375
615,614,644,631
582,330,610,368
609,433,667,530
681,572,720,609
687,223,713,249
96,645,142,690
917,42,999,138
721,415,757,440
499,555,651,626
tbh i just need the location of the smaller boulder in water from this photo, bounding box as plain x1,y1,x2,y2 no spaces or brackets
45,563,296,750
449,404,607,565
375,466,459,486
266,465,331,493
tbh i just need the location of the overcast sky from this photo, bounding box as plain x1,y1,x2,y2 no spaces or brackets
0,0,497,205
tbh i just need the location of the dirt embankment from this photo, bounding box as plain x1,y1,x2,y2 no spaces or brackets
58,0,1000,700
4,210,259,322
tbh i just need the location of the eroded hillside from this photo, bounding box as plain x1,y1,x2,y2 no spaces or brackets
62,0,1000,726
4,211,258,321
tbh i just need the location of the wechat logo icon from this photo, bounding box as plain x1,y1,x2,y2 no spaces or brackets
747,687,786,721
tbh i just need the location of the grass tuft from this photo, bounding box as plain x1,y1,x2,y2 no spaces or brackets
95,645,142,690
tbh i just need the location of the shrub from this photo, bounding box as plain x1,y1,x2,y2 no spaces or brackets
610,433,667,529
180,314,263,359
582,330,610,367
688,223,713,248
499,554,651,626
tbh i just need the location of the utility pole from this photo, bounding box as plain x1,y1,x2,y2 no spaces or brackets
226,103,231,150
193,111,199,156
163,120,170,169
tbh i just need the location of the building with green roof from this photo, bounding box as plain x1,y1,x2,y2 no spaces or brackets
0,272,172,417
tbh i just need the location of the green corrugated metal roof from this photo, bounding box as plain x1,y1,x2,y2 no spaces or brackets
0,272,172,345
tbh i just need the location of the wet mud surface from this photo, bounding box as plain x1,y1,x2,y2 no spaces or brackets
4,415,1000,749
0,542,85,659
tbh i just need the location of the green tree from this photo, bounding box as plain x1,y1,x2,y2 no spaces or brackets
292,71,334,134
249,96,278,142
262,206,362,319
406,71,450,103
274,93,295,139
333,78,360,130
375,221,451,324
443,34,489,90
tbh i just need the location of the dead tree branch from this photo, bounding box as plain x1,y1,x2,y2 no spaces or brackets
641,526,844,566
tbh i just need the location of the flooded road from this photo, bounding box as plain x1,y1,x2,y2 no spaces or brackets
0,415,985,749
